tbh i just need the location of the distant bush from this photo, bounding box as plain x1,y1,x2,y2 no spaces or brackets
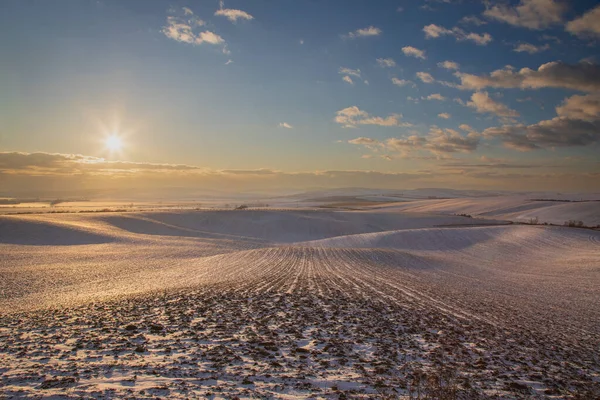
528,217,539,225
235,204,248,210
455,213,472,218
530,199,600,203
564,220,584,228
0,199,21,205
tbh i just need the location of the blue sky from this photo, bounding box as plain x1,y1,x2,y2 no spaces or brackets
1,0,599,192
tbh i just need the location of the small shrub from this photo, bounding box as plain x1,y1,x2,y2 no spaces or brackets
564,220,584,228
528,217,539,225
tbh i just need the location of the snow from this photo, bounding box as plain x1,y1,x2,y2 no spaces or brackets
370,195,600,226
1,207,599,398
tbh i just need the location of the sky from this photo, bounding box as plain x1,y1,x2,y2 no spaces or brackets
1,0,600,195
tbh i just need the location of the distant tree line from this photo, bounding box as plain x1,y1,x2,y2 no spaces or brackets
529,199,600,203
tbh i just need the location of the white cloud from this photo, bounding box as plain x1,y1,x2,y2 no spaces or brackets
278,122,293,129
438,61,460,70
484,117,600,151
463,32,493,45
402,46,426,59
438,113,451,119
198,31,225,45
555,93,600,121
566,5,600,38
459,124,475,133
225,59,233,65
423,24,492,45
339,67,361,78
345,26,382,39
387,128,480,154
467,92,520,117
335,106,407,128
455,61,600,93
163,16,201,44
513,43,550,54
426,93,446,101
485,93,600,150
377,58,396,68
423,24,452,38
215,8,254,22
483,0,567,30
416,72,435,83
163,8,226,48
391,78,412,87
342,76,354,85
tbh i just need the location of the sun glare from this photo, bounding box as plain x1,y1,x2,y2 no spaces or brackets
105,135,123,152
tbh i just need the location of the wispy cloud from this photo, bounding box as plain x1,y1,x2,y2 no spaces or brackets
423,24,492,45
339,67,361,78
215,1,254,22
2,152,596,193
402,46,426,59
426,93,446,101
438,113,451,119
483,0,567,30
342,76,354,85
348,137,383,151
345,26,382,39
416,72,435,83
335,106,408,128
350,128,480,156
460,15,487,26
339,67,364,85
391,78,413,87
376,58,396,68
438,60,460,70
163,8,225,47
513,42,550,53
278,122,293,129
388,127,481,154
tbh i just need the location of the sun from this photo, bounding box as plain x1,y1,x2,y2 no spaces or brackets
105,135,123,152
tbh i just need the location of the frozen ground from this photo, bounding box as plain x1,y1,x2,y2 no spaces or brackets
1,209,599,398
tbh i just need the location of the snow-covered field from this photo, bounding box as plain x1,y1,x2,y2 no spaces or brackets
367,195,600,227
1,208,599,398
